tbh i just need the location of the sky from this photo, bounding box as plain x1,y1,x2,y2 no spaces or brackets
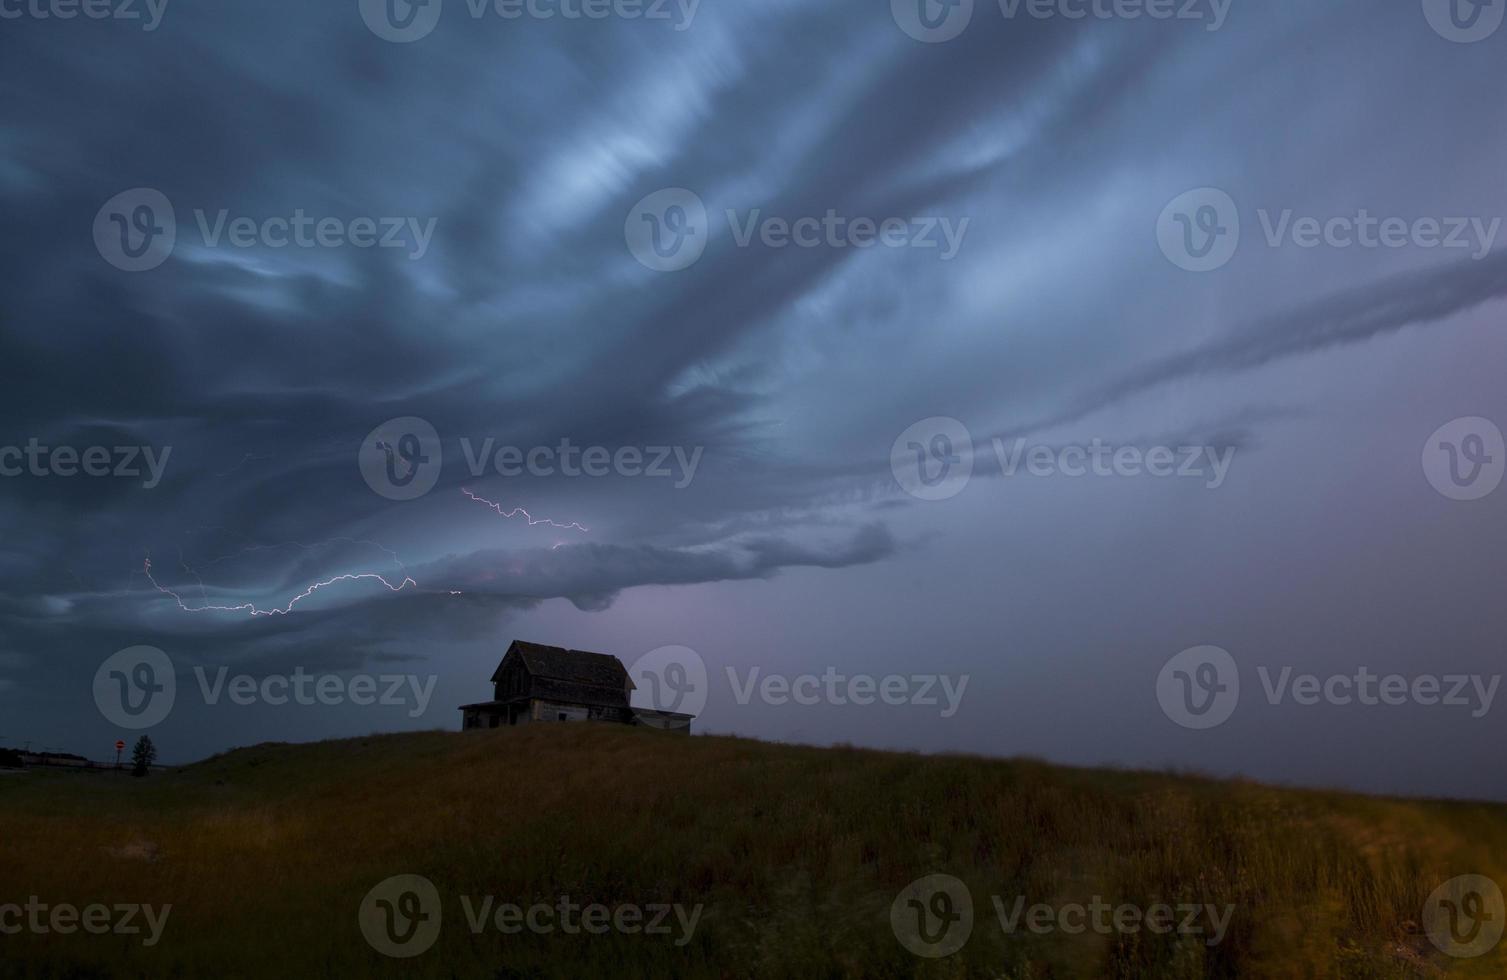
1,0,1504,800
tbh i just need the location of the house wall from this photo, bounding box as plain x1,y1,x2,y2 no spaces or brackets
494,657,529,702
531,700,592,723
462,700,605,730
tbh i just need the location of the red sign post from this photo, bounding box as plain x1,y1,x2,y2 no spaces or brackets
114,739,125,769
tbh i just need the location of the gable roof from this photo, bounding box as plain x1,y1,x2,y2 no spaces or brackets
492,640,635,691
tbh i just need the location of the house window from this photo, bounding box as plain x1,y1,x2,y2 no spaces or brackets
557,713,567,721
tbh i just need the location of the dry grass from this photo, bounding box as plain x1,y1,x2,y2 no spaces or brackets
1,725,1504,978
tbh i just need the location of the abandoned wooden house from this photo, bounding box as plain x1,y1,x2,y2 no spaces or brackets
459,639,694,733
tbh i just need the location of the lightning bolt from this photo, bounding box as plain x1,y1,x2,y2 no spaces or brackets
143,557,418,617
147,506,576,619
143,536,442,618
461,488,589,533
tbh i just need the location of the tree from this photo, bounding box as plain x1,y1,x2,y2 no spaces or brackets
130,735,157,777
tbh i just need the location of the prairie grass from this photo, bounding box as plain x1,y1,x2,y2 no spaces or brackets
1,725,1503,978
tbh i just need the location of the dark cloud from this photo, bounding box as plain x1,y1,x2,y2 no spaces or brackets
992,250,1507,442
2,0,1505,797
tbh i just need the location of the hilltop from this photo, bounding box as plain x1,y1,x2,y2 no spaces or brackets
1,726,1504,978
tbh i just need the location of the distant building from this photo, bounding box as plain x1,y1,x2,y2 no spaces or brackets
460,640,693,733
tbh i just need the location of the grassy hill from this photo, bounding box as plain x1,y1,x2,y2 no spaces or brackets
1,725,1504,978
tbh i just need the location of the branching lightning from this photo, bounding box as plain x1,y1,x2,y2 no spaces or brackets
143,557,417,617
460,488,589,533
143,491,581,618
144,536,436,617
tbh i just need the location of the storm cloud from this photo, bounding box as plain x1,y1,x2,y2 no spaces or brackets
1,0,1504,798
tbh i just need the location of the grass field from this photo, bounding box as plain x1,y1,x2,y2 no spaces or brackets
1,725,1504,978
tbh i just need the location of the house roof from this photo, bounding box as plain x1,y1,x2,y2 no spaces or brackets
491,640,636,691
